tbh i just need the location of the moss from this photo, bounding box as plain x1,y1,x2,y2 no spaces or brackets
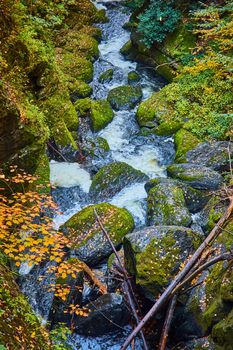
136,97,157,127
51,120,77,149
79,26,102,42
174,129,200,162
153,120,183,136
107,85,143,110
59,32,99,60
120,40,133,57
98,69,114,83
62,203,134,247
0,261,51,349
212,309,233,349
96,137,110,152
74,98,92,117
32,153,50,194
95,9,109,23
90,100,114,132
128,71,140,84
70,80,92,98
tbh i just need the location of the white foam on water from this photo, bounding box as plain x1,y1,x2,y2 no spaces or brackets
50,161,92,192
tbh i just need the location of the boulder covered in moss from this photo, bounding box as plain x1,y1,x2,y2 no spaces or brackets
167,163,224,190
70,80,92,99
174,129,200,163
98,69,114,83
75,293,129,336
89,161,148,201
90,100,114,132
61,203,134,266
147,183,192,227
74,98,91,117
0,258,51,349
124,226,202,300
212,308,233,349
120,40,133,58
107,85,142,110
128,71,140,85
185,141,233,172
145,177,209,213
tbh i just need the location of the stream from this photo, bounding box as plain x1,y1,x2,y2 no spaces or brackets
21,2,175,349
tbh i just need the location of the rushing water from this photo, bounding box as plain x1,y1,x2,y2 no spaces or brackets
21,2,175,349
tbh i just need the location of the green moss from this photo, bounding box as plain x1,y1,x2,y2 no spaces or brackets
120,40,133,57
107,85,142,110
90,100,114,132
79,26,102,41
98,69,114,83
96,137,110,152
128,71,140,84
32,153,50,194
136,97,157,127
62,203,134,246
212,309,233,349
61,32,99,60
74,98,91,117
95,9,109,23
51,120,77,149
70,80,92,98
0,262,51,349
154,120,183,136
174,129,200,162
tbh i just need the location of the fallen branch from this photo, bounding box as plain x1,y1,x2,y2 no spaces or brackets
94,209,149,350
80,261,107,295
47,141,68,162
158,295,177,350
121,196,233,350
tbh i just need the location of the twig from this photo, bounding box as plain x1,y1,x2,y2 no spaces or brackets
94,209,149,350
158,295,177,350
80,261,107,295
120,196,233,350
47,141,68,162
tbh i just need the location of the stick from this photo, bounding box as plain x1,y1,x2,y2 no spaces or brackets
94,209,149,350
80,261,107,295
120,196,233,350
47,141,68,162
158,295,177,350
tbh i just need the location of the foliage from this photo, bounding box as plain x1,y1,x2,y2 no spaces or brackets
137,0,181,47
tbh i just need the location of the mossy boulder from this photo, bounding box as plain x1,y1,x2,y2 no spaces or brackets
120,40,133,58
212,308,233,349
107,85,143,111
70,80,92,99
174,129,200,163
124,226,202,300
51,120,77,149
145,178,209,213
167,163,224,190
84,136,110,159
98,69,114,83
89,161,149,202
95,9,109,23
74,98,91,117
0,259,51,349
61,203,134,266
90,100,114,132
185,141,233,172
147,183,192,227
128,71,140,85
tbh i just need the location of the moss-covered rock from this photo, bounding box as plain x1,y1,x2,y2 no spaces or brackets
95,9,109,23
79,25,102,42
107,85,142,110
128,71,140,85
212,308,233,349
89,161,149,201
167,163,224,190
147,183,192,227
61,203,134,266
0,258,51,349
70,80,92,99
174,129,200,163
84,136,110,159
51,120,77,149
153,120,183,136
124,226,202,300
120,40,133,58
98,69,114,83
74,98,92,117
90,100,114,132
145,177,209,213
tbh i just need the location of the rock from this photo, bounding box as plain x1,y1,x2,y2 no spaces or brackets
74,98,91,117
84,136,110,160
95,9,109,23
120,40,133,58
174,129,200,163
124,226,202,300
61,203,134,266
177,337,218,350
75,293,129,336
147,183,192,227
167,163,224,190
145,178,209,213
153,121,183,136
98,69,114,83
212,308,233,349
90,100,114,132
89,161,148,202
70,80,92,99
107,85,142,110
185,141,233,172
49,258,83,327
128,71,140,85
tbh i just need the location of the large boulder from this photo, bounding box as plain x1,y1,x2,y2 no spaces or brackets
90,100,114,132
75,293,129,336
124,226,202,300
145,177,209,213
61,203,134,266
147,183,192,227
185,141,233,172
89,161,148,202
107,85,142,110
167,163,224,190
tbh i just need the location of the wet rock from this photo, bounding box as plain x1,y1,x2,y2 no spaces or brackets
176,337,218,350
90,99,114,132
120,40,133,58
145,178,210,213
107,85,142,110
75,293,129,336
124,226,202,300
98,68,114,83
61,203,134,266
128,71,140,85
89,161,148,202
167,163,224,190
185,141,233,172
147,183,192,227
